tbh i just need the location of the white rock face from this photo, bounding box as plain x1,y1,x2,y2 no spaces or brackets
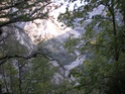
1,25,35,54
23,18,81,44
19,12,83,65
20,1,82,45
14,3,85,69
23,19,67,44
0,2,87,83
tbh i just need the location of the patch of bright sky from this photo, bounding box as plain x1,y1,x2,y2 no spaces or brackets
49,0,85,18
54,0,85,11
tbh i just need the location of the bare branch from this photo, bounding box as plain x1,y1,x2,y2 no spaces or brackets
0,0,52,27
0,50,66,72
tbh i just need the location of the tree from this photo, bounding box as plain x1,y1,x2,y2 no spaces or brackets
0,26,70,94
0,0,52,27
0,55,58,94
59,0,125,93
0,0,73,93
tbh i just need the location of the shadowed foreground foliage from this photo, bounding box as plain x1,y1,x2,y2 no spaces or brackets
59,0,125,94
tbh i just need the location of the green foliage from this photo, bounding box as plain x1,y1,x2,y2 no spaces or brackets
0,55,57,94
22,56,54,94
0,0,52,27
0,36,74,94
60,0,125,93
64,36,80,53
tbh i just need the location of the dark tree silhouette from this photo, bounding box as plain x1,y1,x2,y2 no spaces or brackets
0,0,52,27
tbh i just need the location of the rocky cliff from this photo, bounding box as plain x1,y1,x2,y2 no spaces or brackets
0,3,85,77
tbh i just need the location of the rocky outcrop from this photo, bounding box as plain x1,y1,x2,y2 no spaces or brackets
1,25,35,54
0,2,85,70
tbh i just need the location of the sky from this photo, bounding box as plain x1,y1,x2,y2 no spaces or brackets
49,0,85,18
54,0,85,11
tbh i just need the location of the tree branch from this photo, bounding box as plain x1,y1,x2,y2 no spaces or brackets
0,50,67,73
0,0,52,27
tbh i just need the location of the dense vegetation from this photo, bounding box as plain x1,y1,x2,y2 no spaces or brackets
59,0,125,94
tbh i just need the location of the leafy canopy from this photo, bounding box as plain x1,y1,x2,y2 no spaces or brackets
59,0,125,93
0,0,52,27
